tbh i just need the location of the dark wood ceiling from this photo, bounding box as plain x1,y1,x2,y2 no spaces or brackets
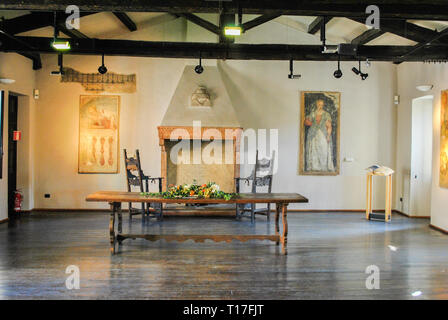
1,1,448,69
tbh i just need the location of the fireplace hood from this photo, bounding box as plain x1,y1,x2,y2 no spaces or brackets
161,65,240,127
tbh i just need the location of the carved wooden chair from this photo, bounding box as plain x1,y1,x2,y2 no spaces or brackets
235,150,275,223
124,149,163,220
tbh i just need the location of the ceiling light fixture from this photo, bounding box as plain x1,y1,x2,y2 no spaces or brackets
194,52,204,74
224,26,242,36
416,85,434,92
51,12,70,51
98,53,108,74
333,56,343,79
0,78,15,84
225,7,243,37
288,59,301,79
52,40,70,50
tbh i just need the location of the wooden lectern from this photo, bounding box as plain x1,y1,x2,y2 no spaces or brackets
366,167,394,222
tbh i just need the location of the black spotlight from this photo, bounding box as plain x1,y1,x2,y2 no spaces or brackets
98,53,108,74
351,67,360,75
352,60,368,80
195,53,203,74
288,59,301,79
51,53,64,75
333,56,343,79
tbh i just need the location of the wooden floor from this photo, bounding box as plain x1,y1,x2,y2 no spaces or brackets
0,211,447,299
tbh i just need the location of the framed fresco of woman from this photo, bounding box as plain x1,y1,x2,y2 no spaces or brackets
299,91,340,176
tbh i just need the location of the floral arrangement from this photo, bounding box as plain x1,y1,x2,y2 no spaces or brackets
141,182,235,201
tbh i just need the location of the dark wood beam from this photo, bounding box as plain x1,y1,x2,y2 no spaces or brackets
19,51,42,69
0,12,95,36
176,13,220,35
0,12,53,35
2,1,448,20
0,31,42,69
394,24,448,63
308,16,332,34
350,18,447,44
241,14,281,32
112,12,137,31
2,36,448,62
58,24,89,39
351,29,385,45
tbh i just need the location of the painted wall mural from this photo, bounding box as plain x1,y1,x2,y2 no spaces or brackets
62,68,136,93
78,95,120,174
299,91,340,176
440,90,448,188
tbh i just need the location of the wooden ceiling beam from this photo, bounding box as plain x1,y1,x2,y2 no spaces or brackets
58,24,89,39
175,13,220,35
2,36,448,62
0,11,93,38
351,29,385,45
0,12,53,35
112,12,137,31
308,16,332,34
19,51,42,69
241,14,281,32
2,1,448,20
0,31,42,69
350,18,447,44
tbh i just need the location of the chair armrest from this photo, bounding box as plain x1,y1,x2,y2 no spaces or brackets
148,177,164,193
235,177,252,193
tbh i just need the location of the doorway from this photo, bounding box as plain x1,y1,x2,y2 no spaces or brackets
410,95,433,217
8,94,18,218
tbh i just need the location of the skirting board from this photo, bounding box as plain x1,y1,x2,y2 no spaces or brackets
393,210,430,219
0,218,9,224
430,224,448,235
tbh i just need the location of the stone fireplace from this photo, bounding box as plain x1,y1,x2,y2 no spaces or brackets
158,126,242,192
158,65,242,193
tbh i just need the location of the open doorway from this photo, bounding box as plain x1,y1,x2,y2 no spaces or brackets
8,93,18,218
410,95,433,217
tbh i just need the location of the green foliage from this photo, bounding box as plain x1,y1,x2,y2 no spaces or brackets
140,182,236,201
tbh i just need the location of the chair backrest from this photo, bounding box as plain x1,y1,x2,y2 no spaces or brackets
124,149,145,192
251,150,275,192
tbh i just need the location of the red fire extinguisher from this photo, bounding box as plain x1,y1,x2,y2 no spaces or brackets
14,190,22,212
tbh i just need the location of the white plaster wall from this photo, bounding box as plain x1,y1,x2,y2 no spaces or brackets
397,62,448,229
219,60,397,210
33,54,397,210
0,53,36,220
0,15,398,213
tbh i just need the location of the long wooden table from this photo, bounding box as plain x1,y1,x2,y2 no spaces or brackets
86,191,309,254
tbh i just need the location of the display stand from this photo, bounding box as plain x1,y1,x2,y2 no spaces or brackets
366,169,394,222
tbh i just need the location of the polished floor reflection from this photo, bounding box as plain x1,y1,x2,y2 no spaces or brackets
0,212,447,299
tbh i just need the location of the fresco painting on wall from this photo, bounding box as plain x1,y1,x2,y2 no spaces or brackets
440,90,448,188
78,95,120,173
299,91,340,176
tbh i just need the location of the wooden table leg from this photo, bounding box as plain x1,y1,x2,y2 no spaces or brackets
366,174,370,220
275,203,281,245
109,202,117,254
385,175,392,222
117,202,123,238
281,203,288,255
